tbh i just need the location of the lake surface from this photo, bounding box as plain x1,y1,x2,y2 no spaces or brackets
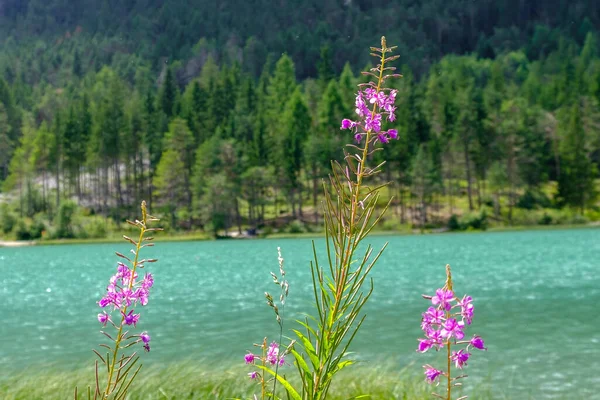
1,229,599,399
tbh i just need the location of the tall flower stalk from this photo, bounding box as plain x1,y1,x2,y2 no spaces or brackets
244,247,292,400
75,201,162,400
418,265,487,400
257,36,401,400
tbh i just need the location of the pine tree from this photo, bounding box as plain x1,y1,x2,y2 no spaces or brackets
159,67,178,118
0,104,13,182
31,121,52,211
280,87,311,218
338,62,355,116
73,49,83,78
317,45,335,89
161,117,196,220
556,103,597,212
62,105,79,196
153,148,187,228
411,143,437,228
0,77,20,144
142,90,160,171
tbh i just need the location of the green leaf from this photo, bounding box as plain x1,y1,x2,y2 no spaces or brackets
292,329,319,369
255,365,302,400
291,348,311,375
333,359,354,373
296,319,318,339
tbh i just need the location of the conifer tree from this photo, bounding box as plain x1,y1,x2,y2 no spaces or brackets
281,87,310,218
317,45,335,89
556,103,597,212
159,67,178,118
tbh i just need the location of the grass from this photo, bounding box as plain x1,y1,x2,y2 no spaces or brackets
0,362,496,400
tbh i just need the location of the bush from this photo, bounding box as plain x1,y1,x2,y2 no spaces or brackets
260,225,274,237
13,219,32,241
29,217,45,239
287,219,306,234
381,218,399,231
461,211,488,230
54,201,77,239
538,213,553,225
447,214,460,231
1,204,16,234
482,196,494,208
79,216,110,239
449,212,488,231
516,190,551,210
570,213,589,225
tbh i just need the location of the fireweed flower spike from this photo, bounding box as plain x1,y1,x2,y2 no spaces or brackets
418,265,486,400
244,37,400,400
244,248,291,400
265,36,402,400
75,201,162,400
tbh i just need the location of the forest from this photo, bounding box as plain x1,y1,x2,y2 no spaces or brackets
1,0,600,239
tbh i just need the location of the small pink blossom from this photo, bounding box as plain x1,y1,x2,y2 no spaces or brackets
122,310,140,327
97,312,110,326
417,339,434,353
441,318,465,340
431,289,454,311
245,353,256,364
451,349,470,369
424,365,443,383
470,335,486,350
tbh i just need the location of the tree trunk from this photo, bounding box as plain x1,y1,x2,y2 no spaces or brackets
235,198,242,234
463,140,474,210
312,164,318,224
399,184,405,224
493,191,499,218
476,178,482,209
42,169,47,213
114,161,123,217
56,159,60,212
298,186,303,219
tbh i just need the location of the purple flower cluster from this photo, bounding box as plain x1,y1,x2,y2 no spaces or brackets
418,289,486,384
244,342,285,380
97,262,154,352
340,87,398,144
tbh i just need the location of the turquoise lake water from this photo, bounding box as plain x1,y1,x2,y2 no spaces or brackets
1,229,599,399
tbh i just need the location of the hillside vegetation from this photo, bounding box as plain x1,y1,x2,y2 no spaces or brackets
1,1,600,240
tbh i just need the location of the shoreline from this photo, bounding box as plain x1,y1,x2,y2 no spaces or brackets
1,222,599,247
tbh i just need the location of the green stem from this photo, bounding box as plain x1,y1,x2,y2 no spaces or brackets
445,265,454,400
446,337,451,400
103,209,147,397
271,297,285,398
316,38,388,398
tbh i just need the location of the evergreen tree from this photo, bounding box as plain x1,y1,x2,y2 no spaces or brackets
73,49,83,78
159,67,178,118
143,89,160,166
280,87,311,218
0,77,20,144
153,148,187,228
556,103,597,212
62,106,79,195
161,117,195,218
30,121,52,211
410,143,439,228
338,62,356,116
0,104,13,182
317,45,335,89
